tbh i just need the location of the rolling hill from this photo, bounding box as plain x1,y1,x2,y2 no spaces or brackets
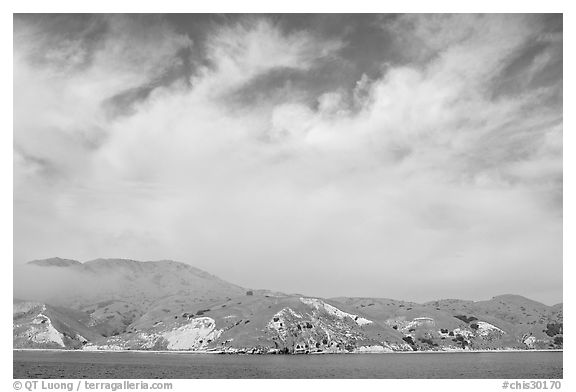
13,258,563,353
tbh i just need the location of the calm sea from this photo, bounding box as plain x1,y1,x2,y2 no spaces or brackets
13,350,562,379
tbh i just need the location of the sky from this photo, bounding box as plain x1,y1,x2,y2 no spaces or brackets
13,14,563,305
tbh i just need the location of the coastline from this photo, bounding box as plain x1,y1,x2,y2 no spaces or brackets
13,348,563,355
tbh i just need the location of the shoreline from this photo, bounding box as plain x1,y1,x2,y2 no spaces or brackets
13,348,563,355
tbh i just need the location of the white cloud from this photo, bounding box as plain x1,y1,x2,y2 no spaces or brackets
14,15,562,304
193,18,343,96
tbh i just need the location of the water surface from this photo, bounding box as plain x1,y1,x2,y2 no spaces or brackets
13,350,562,379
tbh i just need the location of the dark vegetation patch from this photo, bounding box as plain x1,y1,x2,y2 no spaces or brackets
402,336,417,351
452,335,468,347
454,315,478,324
419,337,434,345
544,323,563,337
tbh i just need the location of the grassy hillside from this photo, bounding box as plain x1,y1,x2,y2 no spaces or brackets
13,258,563,353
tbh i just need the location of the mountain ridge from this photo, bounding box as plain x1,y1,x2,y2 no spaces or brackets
14,257,563,353
24,257,561,305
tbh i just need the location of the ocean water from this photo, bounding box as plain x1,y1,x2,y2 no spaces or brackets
13,350,562,379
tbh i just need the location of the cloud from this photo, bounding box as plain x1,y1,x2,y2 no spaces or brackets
13,15,562,304
13,264,125,306
193,18,344,97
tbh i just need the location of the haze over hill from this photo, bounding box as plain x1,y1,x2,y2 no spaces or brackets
14,258,563,354
15,257,245,309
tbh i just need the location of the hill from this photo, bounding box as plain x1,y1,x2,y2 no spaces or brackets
13,258,563,353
